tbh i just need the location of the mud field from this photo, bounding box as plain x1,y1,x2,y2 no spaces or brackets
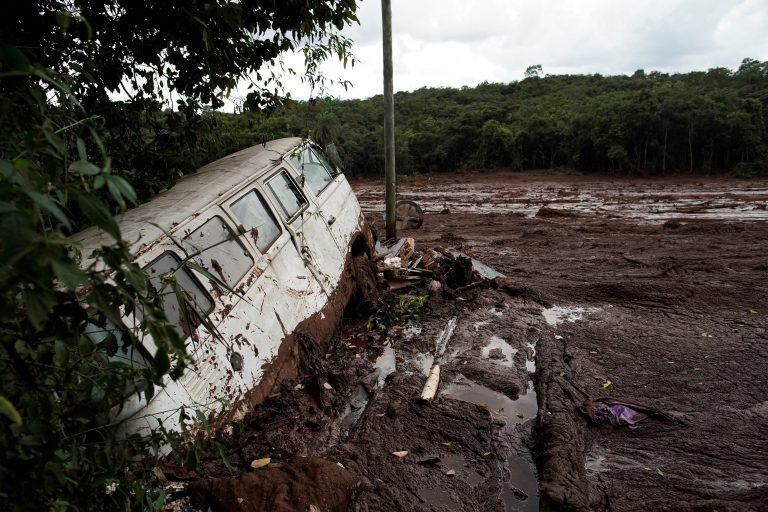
185,171,768,512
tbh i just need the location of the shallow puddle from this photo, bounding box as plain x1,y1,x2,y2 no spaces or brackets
414,352,435,376
541,305,598,326
339,344,396,430
373,344,396,388
481,336,518,367
442,375,539,510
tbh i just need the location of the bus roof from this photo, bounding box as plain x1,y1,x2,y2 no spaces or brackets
70,137,302,260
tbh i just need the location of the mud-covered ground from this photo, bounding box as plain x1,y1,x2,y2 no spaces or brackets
185,171,768,512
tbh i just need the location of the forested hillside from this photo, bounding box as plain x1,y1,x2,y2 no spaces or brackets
217,59,768,178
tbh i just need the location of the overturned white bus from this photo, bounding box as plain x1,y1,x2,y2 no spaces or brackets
70,138,374,437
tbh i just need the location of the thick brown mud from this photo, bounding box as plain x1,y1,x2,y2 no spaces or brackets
182,170,768,512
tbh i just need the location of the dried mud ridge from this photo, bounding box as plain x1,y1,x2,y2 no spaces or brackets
170,172,767,512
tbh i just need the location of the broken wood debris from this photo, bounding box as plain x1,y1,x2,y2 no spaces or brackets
375,237,505,293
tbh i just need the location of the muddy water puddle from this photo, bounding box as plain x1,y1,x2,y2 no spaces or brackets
541,305,599,326
442,374,539,511
481,336,517,367
338,344,397,429
416,452,485,509
443,375,537,425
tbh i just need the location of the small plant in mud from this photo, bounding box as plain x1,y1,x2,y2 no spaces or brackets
367,293,429,333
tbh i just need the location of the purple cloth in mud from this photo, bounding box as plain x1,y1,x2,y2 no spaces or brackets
594,403,641,429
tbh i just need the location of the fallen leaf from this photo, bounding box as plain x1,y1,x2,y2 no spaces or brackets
325,353,332,359
250,457,271,469
482,451,492,457
602,379,613,388
700,331,712,338
441,442,452,447
478,403,488,408
323,382,333,390
355,353,361,359
446,469,456,476
693,367,702,371
554,334,564,340
516,412,525,419
749,309,757,314
411,346,419,354
656,468,664,476
391,451,409,458
294,383,304,390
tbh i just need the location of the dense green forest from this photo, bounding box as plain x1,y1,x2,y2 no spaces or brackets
213,59,768,180
68,59,768,205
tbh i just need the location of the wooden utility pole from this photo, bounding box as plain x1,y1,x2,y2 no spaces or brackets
381,0,396,240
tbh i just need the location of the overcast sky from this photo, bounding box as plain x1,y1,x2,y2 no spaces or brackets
234,0,768,104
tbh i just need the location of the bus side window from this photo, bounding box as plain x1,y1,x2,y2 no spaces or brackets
143,251,214,340
184,215,254,288
230,189,282,253
84,322,150,369
266,169,308,220
289,148,333,196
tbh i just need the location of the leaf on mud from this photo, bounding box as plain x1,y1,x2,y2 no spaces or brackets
700,331,712,338
325,353,332,359
656,468,664,476
441,442,452,447
294,383,304,390
554,334,563,340
446,469,456,476
322,382,333,390
749,309,757,314
391,451,409,458
482,451,492,457
516,412,525,418
250,458,271,469
602,379,613,388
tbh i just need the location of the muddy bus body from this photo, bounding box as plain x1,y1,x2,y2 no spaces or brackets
71,137,372,436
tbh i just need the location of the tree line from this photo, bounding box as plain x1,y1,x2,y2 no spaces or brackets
212,59,767,179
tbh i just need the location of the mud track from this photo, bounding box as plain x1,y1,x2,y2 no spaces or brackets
186,171,768,512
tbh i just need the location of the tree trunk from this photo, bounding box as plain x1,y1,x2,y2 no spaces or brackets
688,125,694,173
643,137,648,172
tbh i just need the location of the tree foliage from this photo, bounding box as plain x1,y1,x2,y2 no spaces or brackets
0,2,358,510
213,59,768,178
7,0,357,110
